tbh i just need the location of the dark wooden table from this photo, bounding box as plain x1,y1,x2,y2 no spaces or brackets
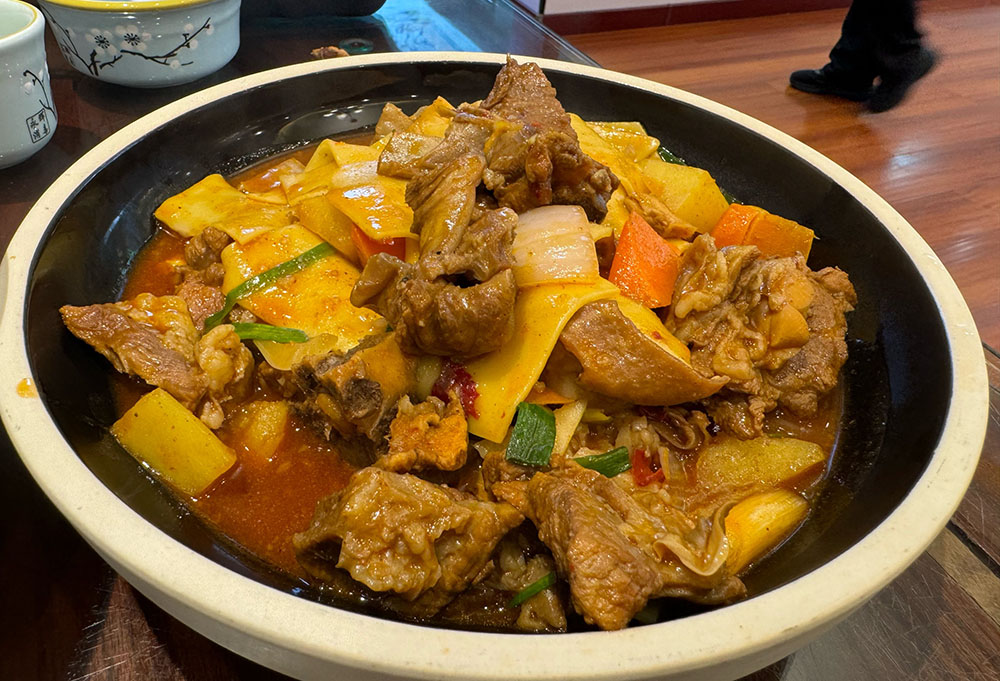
1,2,997,679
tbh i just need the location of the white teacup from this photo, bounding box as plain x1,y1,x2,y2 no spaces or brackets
0,0,57,169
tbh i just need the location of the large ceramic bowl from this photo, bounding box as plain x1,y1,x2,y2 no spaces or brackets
0,53,988,680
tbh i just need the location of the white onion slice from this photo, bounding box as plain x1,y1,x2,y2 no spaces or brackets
512,205,600,288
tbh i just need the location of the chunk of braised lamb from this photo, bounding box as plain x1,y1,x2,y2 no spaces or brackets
353,112,518,358
504,467,744,631
374,102,415,136
623,192,698,241
404,113,494,253
176,277,225,332
667,234,856,438
558,299,727,406
494,535,566,632
183,225,231,270
378,394,468,473
293,332,415,443
382,269,518,358
419,207,516,283
61,294,208,409
293,467,523,614
61,294,252,426
480,57,619,222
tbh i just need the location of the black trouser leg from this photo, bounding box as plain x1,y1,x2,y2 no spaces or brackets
827,0,879,83
828,0,923,82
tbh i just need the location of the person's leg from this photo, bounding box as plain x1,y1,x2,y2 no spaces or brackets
827,0,879,83
867,0,936,111
790,0,877,101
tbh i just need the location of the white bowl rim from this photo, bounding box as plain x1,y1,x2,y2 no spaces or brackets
38,0,227,13
0,0,41,45
0,51,988,680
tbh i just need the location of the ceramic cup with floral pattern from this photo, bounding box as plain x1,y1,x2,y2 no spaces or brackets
38,0,240,88
0,0,57,169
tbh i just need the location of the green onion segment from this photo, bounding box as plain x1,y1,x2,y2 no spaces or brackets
657,146,687,166
204,242,335,330
508,572,557,608
231,323,308,343
572,446,632,478
505,402,556,467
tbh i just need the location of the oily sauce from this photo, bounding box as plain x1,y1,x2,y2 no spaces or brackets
120,226,357,577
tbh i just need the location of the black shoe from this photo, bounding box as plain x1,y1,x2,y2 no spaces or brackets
868,47,937,112
789,65,874,102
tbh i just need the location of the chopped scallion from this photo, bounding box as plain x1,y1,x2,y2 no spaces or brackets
657,146,687,166
505,402,556,467
204,242,335,330
231,323,308,343
508,572,557,608
572,446,632,478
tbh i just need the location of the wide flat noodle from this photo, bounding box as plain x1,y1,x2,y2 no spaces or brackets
154,174,294,244
465,279,618,442
220,224,386,367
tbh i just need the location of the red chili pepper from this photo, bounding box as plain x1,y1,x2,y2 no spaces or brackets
630,448,664,487
350,225,407,266
431,360,480,418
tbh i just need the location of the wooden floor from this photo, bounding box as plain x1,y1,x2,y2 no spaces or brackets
568,0,1000,349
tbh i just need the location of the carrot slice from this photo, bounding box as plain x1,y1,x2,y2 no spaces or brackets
525,382,575,406
608,212,680,309
744,212,815,259
350,225,407,265
712,204,815,258
711,204,760,248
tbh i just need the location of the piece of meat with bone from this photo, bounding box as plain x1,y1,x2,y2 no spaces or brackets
378,394,469,473
480,57,619,222
354,111,518,358
494,466,744,630
667,234,856,438
293,467,523,615
61,294,253,428
558,299,727,406
293,332,416,444
61,294,208,409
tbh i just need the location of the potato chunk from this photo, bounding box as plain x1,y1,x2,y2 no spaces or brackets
111,388,236,496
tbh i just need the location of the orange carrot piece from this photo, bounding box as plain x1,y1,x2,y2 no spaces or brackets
744,212,815,259
711,204,760,248
609,212,680,309
350,225,407,265
524,382,575,406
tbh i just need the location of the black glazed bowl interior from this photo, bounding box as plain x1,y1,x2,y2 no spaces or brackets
2,54,987,680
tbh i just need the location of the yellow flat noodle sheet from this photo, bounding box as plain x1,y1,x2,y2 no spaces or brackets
571,114,728,236
153,174,294,244
326,161,414,240
220,224,386,366
405,96,455,137
466,279,619,442
588,120,661,162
